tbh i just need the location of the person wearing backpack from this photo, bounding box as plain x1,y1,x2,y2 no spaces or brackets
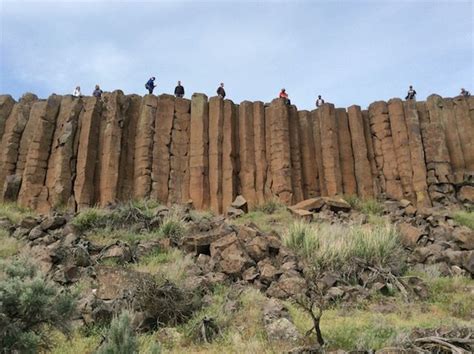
315,95,325,107
405,85,416,100
279,88,291,105
93,85,103,98
460,88,471,97
174,81,185,98
145,77,156,94
217,83,226,98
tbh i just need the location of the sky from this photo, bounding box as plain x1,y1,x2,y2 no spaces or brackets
1,0,473,110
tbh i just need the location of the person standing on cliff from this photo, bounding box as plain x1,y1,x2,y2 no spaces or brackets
174,81,185,98
93,85,103,98
145,77,156,94
279,88,291,105
73,86,82,97
316,95,325,107
405,85,416,100
217,83,226,98
460,88,471,97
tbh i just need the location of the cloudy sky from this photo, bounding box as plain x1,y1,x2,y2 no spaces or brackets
1,0,472,109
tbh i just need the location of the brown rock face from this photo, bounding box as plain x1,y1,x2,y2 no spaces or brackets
347,105,373,199
335,108,356,195
2,91,472,212
189,93,210,210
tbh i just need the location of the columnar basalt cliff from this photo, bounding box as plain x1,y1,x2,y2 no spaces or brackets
0,92,473,213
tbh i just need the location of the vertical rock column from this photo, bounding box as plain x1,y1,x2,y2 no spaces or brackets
208,96,225,213
297,110,319,198
318,104,343,196
0,95,15,141
368,101,403,200
311,109,326,196
403,100,431,207
335,108,357,195
222,100,239,209
45,96,83,209
18,95,61,210
74,97,102,209
347,105,374,199
168,98,191,205
422,97,455,203
288,106,304,203
268,98,293,204
362,109,381,196
133,95,158,199
0,94,37,201
189,93,210,210
117,95,142,201
452,96,474,174
238,101,257,207
151,94,175,203
96,91,128,206
264,105,273,199
387,99,415,201
253,101,267,206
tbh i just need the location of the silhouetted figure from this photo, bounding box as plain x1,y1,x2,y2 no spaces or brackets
93,85,103,98
316,95,325,107
405,85,416,100
73,86,82,97
174,81,185,98
460,88,471,97
279,88,291,105
217,83,226,98
145,77,156,94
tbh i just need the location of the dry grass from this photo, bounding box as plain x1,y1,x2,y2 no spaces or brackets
0,202,34,224
452,210,474,230
0,229,23,258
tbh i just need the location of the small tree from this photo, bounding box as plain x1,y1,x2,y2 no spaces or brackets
0,259,77,353
96,311,139,354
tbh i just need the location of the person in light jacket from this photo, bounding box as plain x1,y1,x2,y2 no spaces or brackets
73,86,82,97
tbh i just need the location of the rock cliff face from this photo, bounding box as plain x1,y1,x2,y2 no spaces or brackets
0,91,473,213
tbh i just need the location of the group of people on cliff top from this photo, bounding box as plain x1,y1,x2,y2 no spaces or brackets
72,80,471,107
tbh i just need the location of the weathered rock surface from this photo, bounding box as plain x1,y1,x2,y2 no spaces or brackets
0,92,472,212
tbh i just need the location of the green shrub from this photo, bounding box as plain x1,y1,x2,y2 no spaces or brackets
159,208,187,242
0,259,77,353
96,311,138,354
255,199,285,214
0,229,23,258
343,196,384,216
452,210,474,230
0,202,34,224
283,221,403,278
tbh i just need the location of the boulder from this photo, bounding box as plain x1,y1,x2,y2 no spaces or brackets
28,226,46,241
288,208,313,221
99,242,133,264
266,274,306,299
231,195,248,213
218,243,254,276
40,215,66,231
2,174,22,201
257,259,279,282
245,236,269,261
226,206,245,218
290,197,325,212
398,223,424,248
242,266,259,282
452,227,474,250
458,185,474,203
265,318,302,342
322,197,351,212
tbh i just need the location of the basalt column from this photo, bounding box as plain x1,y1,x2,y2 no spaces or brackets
222,100,239,209
422,97,454,204
18,95,61,211
387,99,415,201
0,94,37,201
189,93,210,210
0,95,15,141
347,105,374,199
117,95,142,201
168,98,191,205
335,108,357,196
268,98,293,204
253,101,267,206
45,96,83,209
288,106,304,203
74,97,102,209
368,101,403,200
362,109,381,196
238,101,257,207
403,100,431,207
133,95,158,199
152,94,175,203
311,109,326,196
318,104,343,196
95,91,128,206
297,110,319,198
452,96,474,174
209,96,225,213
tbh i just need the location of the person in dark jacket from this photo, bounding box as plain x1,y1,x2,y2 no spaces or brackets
217,83,226,98
145,77,156,94
460,88,471,97
93,85,103,98
405,85,416,100
174,81,185,98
